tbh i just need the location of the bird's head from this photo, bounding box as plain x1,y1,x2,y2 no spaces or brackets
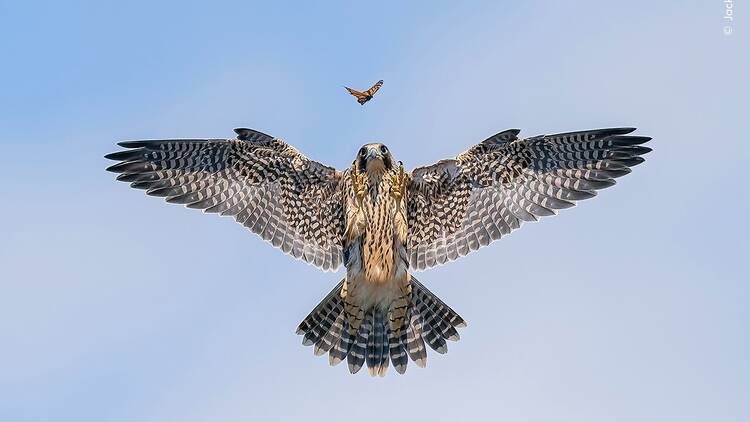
355,143,394,175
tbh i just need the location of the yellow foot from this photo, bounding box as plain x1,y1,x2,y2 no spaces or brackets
390,161,406,202
351,163,366,205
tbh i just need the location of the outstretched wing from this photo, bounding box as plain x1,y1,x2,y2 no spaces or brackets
106,128,346,271
406,127,651,270
365,80,384,96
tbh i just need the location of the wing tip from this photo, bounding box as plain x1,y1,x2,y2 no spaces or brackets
611,127,637,134
482,129,521,145
104,151,123,161
105,162,130,173
233,128,273,141
116,140,147,148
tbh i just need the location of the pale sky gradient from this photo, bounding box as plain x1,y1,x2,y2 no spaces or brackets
1,1,748,421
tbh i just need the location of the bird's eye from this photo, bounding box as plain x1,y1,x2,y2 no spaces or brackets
380,145,388,154
359,147,367,156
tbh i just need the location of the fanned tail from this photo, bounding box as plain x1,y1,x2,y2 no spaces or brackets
296,275,465,376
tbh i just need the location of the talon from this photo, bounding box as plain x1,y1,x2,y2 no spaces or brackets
351,163,366,205
390,161,406,202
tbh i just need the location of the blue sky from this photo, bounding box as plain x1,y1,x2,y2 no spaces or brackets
1,1,747,421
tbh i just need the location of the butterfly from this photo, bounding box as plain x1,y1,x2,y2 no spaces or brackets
345,80,384,105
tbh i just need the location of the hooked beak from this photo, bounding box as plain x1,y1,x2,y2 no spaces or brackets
365,148,381,161
364,148,385,172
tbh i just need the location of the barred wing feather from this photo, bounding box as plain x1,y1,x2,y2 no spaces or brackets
105,128,345,271
406,127,651,270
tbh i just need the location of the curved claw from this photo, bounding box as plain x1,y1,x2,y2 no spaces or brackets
351,163,366,205
390,161,406,202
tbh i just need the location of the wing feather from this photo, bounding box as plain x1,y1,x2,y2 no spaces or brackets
106,128,345,271
406,128,651,270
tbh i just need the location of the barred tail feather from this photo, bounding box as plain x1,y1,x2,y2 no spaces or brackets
329,320,354,366
405,311,428,367
296,279,345,347
315,311,344,356
347,317,371,373
368,310,389,377
296,276,465,376
389,326,409,374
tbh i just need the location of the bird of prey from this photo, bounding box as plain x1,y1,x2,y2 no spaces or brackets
106,126,651,376
345,79,383,105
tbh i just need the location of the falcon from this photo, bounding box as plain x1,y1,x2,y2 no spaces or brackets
106,126,651,376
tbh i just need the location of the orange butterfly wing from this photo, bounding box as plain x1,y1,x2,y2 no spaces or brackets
365,80,384,96
345,86,367,99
